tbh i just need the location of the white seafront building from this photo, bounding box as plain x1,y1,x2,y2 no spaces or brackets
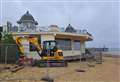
11,11,93,59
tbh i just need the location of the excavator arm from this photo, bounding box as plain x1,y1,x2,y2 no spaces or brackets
15,36,42,57
28,36,43,57
15,37,25,56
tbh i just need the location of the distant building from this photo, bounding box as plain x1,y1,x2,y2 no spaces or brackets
48,25,60,32
37,26,48,32
7,21,12,32
17,11,38,32
2,25,7,33
59,27,65,32
2,21,19,32
11,26,18,32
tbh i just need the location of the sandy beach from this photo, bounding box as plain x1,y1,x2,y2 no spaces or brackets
0,56,120,82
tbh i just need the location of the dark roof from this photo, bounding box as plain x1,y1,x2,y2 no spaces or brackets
65,24,76,33
17,11,38,25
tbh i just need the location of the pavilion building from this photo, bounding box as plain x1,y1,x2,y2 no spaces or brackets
12,11,93,59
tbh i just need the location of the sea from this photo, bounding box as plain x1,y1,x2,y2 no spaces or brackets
103,48,120,55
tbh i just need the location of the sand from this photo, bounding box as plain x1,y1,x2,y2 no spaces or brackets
0,56,120,82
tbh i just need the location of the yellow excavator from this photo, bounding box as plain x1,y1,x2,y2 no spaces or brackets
15,36,67,67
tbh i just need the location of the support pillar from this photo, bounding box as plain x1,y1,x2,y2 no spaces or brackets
80,41,86,55
71,39,74,54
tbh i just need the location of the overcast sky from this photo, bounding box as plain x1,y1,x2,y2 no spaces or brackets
0,0,119,48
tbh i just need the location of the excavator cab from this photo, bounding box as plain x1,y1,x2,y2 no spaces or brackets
39,40,67,67
43,40,58,52
41,40,63,60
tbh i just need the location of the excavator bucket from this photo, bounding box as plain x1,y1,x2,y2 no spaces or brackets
33,60,68,67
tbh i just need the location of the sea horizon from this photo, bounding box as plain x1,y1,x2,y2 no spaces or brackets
103,48,120,55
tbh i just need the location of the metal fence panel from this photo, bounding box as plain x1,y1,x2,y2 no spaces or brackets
0,44,18,64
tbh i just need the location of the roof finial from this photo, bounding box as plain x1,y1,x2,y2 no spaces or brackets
26,11,29,14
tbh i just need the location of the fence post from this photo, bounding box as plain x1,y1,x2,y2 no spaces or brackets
5,46,8,65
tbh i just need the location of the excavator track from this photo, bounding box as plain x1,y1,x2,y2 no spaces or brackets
33,60,68,67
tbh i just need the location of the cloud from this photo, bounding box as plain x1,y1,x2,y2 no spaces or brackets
1,0,119,48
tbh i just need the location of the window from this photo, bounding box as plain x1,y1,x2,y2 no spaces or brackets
56,39,71,50
74,41,80,50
